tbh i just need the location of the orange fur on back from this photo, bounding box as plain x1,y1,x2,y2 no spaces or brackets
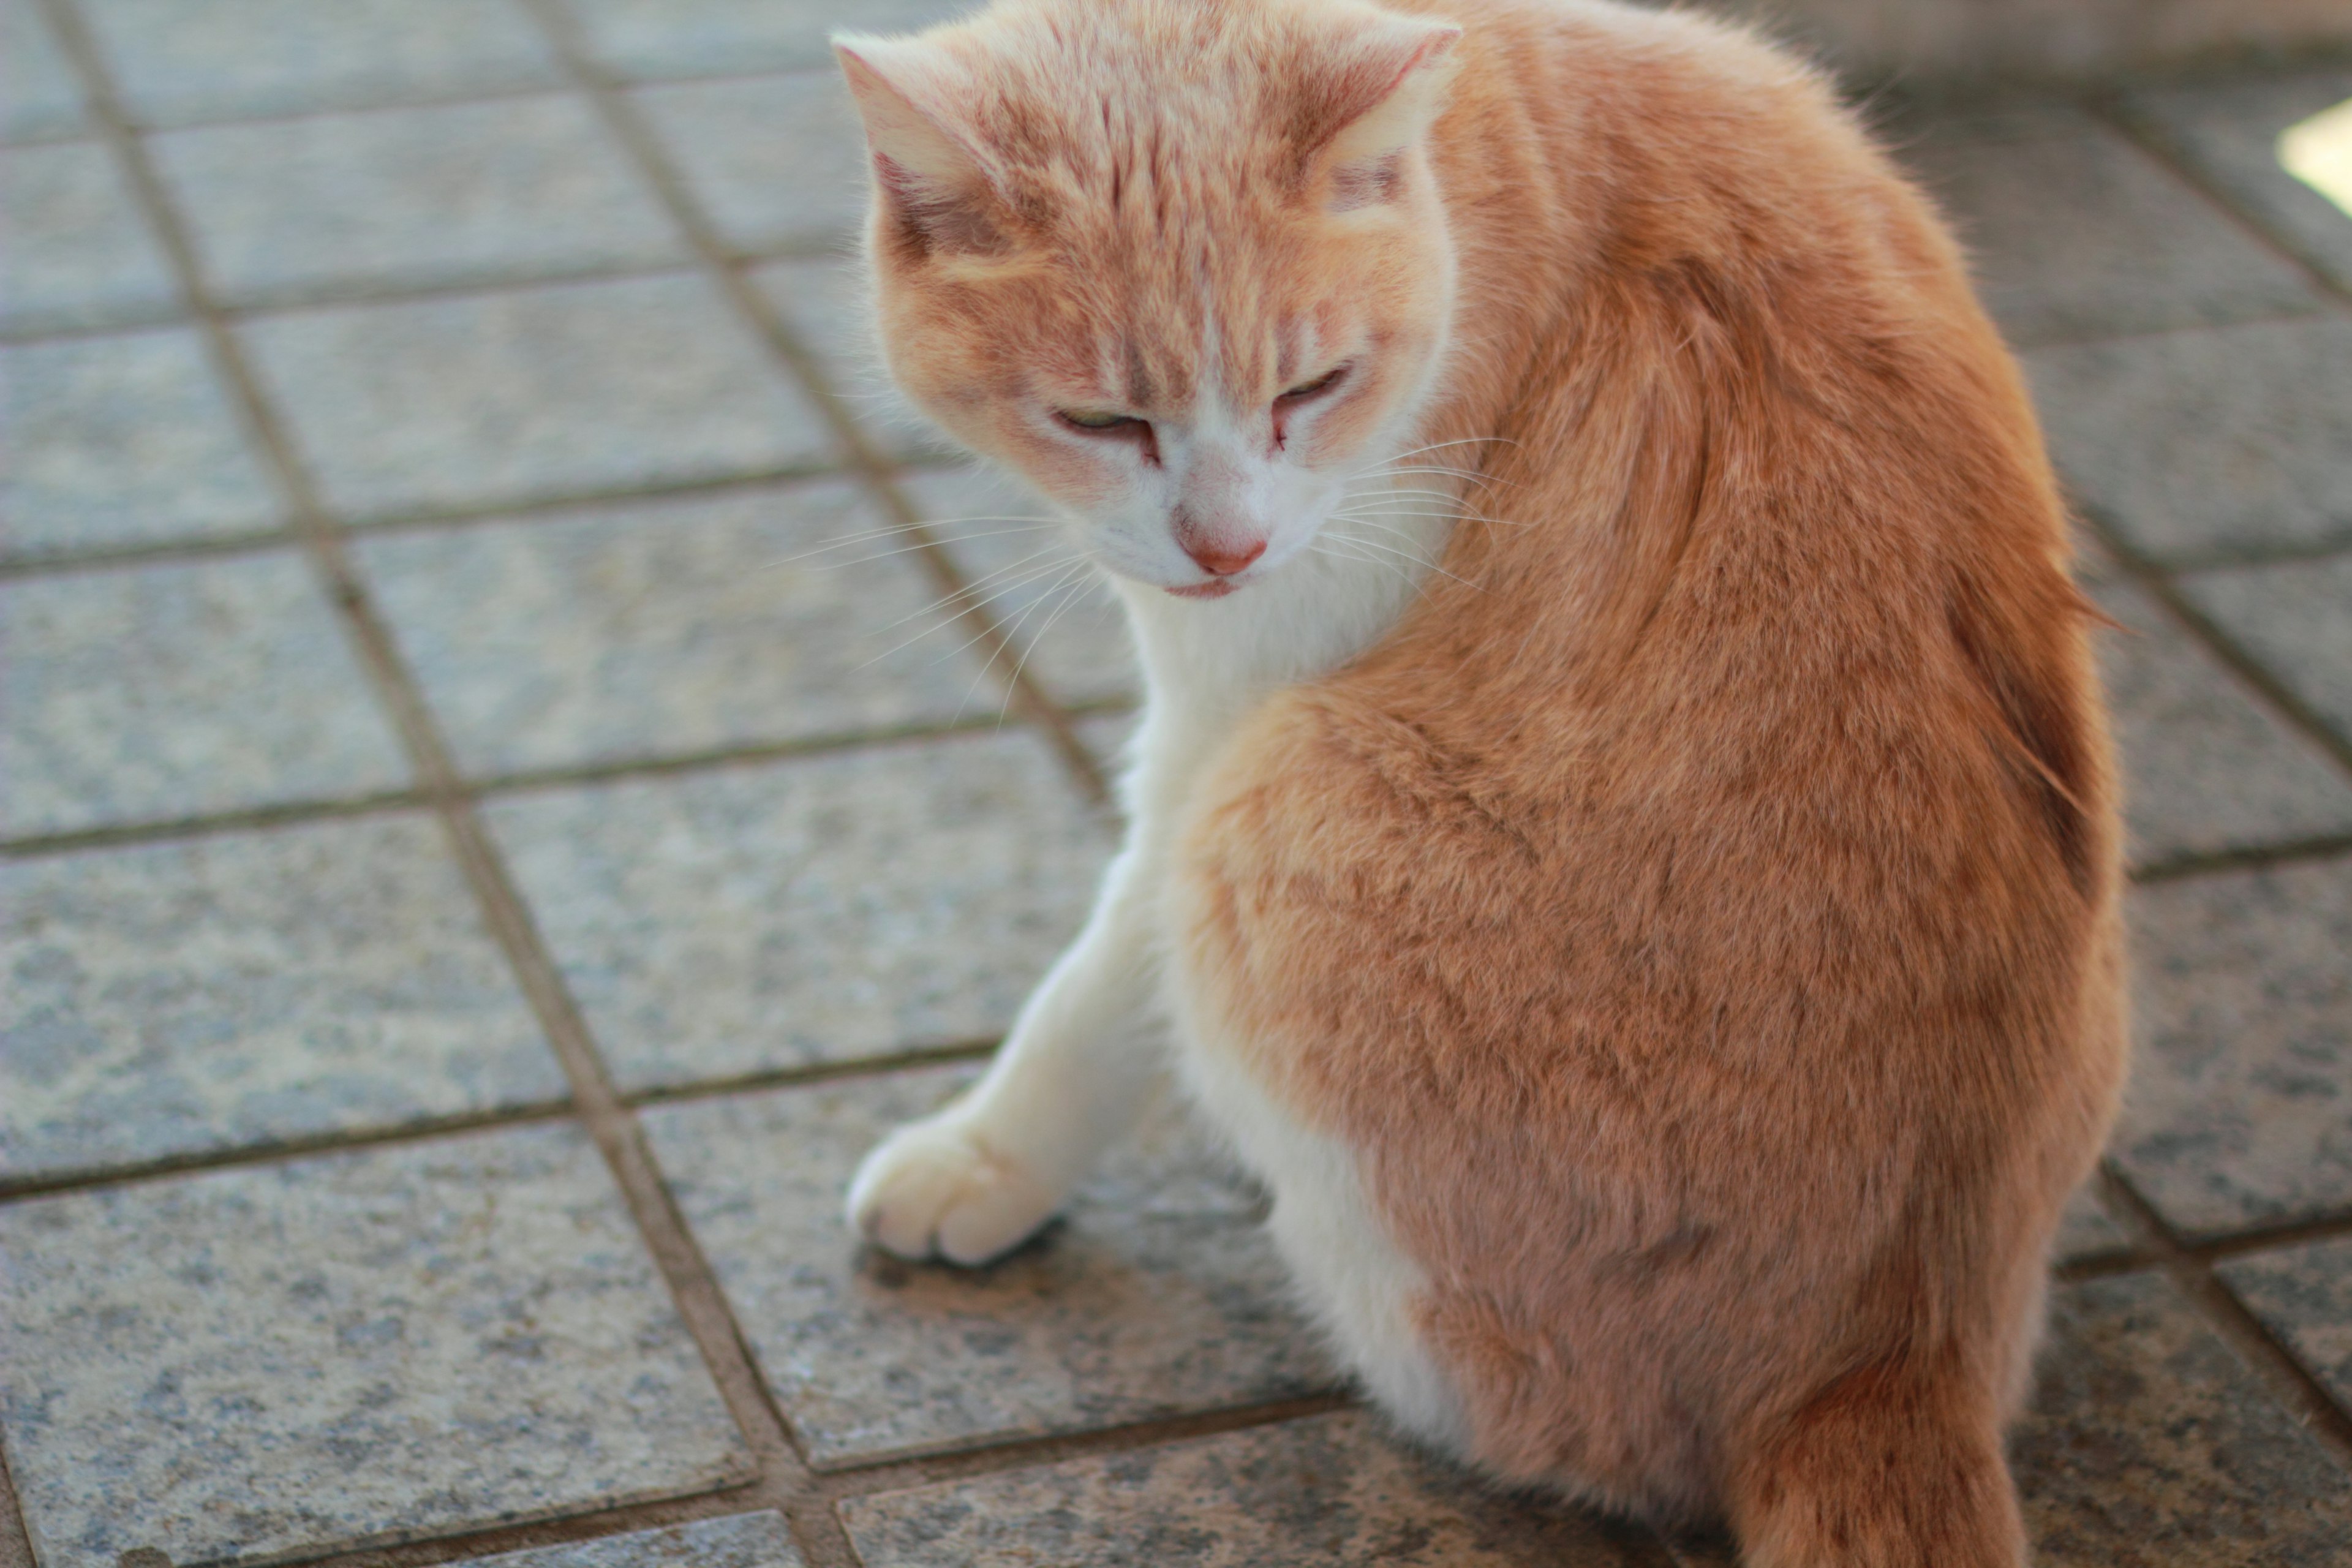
837,2,2127,1559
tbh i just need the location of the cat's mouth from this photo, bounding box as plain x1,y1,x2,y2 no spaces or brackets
1166,579,1242,600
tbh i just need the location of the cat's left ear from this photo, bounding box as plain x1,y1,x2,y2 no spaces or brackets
834,34,1009,255
1299,12,1463,208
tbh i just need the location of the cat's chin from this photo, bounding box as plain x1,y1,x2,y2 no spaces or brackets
1164,580,1242,600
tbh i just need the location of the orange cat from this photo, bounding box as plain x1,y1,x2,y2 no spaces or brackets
835,1,2125,1560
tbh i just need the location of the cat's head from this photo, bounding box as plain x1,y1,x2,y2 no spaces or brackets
836,0,1461,600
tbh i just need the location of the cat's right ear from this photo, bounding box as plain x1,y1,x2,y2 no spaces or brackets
833,36,1008,256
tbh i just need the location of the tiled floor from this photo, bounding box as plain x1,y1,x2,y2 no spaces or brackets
3,2,2350,1565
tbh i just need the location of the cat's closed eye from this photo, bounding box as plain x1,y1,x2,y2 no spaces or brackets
1278,364,1349,404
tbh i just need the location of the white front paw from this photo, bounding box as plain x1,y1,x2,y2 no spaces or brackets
845,1112,1061,1265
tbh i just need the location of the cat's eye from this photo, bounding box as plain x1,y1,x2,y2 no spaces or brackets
1058,409,1141,432
1278,365,1348,403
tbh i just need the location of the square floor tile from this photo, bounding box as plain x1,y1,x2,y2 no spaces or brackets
457,1513,803,1568
566,0,973,80
152,95,682,309
901,466,1141,710
1,553,412,839
2089,578,2352,867
2125,70,2352,296
0,1123,752,1568
78,0,562,127
1,813,564,1183
241,273,832,522
358,481,1003,779
750,255,952,462
2013,1271,2352,1565
2220,1235,2352,1412
1,326,283,563
839,1409,1653,1567
1899,108,2321,345
487,732,1108,1089
0,140,178,336
2,0,88,145
645,1066,1327,1468
631,74,869,255
2110,859,2352,1238
2030,317,2352,565
2182,554,2352,746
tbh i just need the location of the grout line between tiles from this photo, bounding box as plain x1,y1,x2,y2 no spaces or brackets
34,0,820,1544
2130,831,2352,884
515,0,1109,813
0,1441,31,1568
2097,1164,2352,1469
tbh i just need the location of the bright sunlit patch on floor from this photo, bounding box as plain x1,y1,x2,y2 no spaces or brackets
2278,96,2352,217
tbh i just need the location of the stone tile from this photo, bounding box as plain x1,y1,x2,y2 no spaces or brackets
631,73,870,255
1,813,564,1183
0,140,178,336
566,0,973,80
2,0,88,145
2127,69,2352,295
152,96,682,309
750,254,953,462
459,1513,803,1568
241,273,831,522
837,1409,1651,1566
2111,859,2352,1238
358,481,1001,779
0,1124,752,1568
2013,1271,2352,1565
2056,1183,2133,1263
2220,1236,2352,1413
1,326,283,563
2088,577,2352,867
487,733,1107,1089
2184,554,2352,747
1899,108,2320,345
646,1066,1327,1467
1,553,412,839
2028,317,2352,564
77,0,562,127
902,465,1142,709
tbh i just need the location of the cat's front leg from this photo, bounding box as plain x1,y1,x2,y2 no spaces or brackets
846,843,1165,1265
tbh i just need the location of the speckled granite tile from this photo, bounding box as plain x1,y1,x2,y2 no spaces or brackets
486,733,1107,1088
749,255,951,462
1,813,564,1182
458,1513,803,1568
2110,859,2352,1238
0,1123,752,1568
2089,577,2352,868
2182,555,2352,747
2029,318,2352,565
240,273,831,522
1,554,412,839
0,140,178,336
645,1066,1325,1467
358,481,998,778
631,74,869,255
2125,70,2352,295
839,1409,1649,1566
2013,1271,2352,1565
2,0,87,145
1898,108,2321,346
565,0,974,80
900,465,1140,709
2056,1183,2133,1264
152,96,681,309
1,327,282,562
2223,1237,2352,1417
77,0,561,127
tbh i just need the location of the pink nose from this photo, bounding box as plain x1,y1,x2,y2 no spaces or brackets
1185,538,1265,577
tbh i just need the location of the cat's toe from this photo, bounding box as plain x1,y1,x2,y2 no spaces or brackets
846,1116,1059,1266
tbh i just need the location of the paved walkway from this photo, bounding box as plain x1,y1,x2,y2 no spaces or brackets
3,3,2349,1565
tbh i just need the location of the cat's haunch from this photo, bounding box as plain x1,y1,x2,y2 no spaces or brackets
836,3,2124,1563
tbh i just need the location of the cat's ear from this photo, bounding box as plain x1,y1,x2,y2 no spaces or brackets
834,35,1009,255
1299,14,1462,210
